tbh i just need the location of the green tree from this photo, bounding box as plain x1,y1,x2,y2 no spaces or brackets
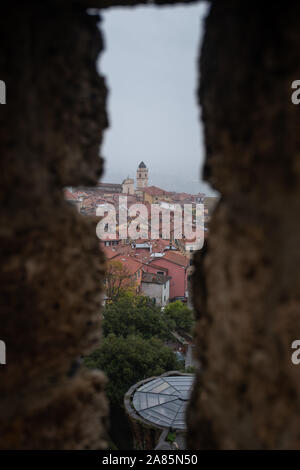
105,260,131,301
164,301,195,333
84,333,181,405
103,291,170,340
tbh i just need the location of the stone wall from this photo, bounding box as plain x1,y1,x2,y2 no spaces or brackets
187,1,300,450
0,2,109,449
1,0,300,450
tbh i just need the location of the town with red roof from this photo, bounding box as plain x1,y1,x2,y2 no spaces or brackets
65,161,217,306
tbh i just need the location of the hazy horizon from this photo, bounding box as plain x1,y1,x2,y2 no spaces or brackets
98,3,216,196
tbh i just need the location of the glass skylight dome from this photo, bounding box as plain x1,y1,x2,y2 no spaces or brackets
131,375,195,431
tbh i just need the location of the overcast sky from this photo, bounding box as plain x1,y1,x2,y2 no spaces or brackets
98,3,213,194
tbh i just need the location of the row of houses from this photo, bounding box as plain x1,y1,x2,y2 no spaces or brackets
139,185,205,205
102,241,191,306
64,184,217,307
64,185,207,217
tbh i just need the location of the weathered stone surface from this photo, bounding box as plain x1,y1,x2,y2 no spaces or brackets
0,3,108,449
2,0,300,451
187,1,300,450
1,370,108,450
0,0,203,451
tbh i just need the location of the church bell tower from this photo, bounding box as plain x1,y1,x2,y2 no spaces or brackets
136,161,148,189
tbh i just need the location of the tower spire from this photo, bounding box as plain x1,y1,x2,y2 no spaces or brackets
136,162,148,189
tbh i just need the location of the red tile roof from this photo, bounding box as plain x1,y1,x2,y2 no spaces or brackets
152,239,171,253
102,246,120,260
131,251,152,264
161,251,189,268
140,186,168,197
114,255,143,275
